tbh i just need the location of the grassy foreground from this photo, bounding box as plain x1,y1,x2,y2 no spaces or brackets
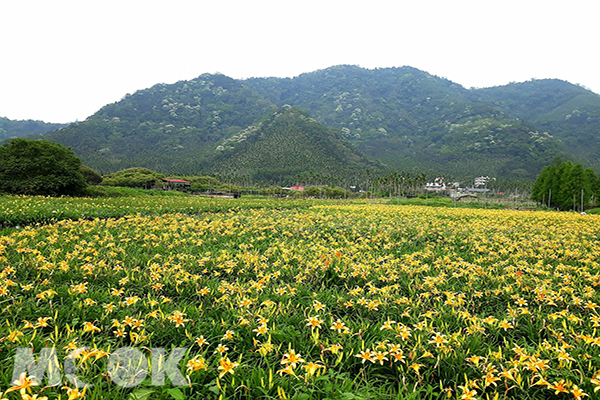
0,199,599,399
0,193,321,231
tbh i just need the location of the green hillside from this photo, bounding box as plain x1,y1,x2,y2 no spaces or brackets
246,66,563,177
43,74,274,173
474,79,600,169
34,65,600,181
209,105,380,182
0,117,68,140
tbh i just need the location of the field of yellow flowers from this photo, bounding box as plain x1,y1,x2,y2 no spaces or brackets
1,200,600,399
0,195,319,230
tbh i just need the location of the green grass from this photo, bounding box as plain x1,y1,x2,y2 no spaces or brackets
0,193,323,230
81,186,189,197
386,196,508,209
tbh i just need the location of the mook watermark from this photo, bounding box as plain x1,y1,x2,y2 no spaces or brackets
11,347,190,389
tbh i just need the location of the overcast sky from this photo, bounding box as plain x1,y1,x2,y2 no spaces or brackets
1,0,598,123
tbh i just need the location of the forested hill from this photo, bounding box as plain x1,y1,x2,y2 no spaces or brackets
0,117,68,140
473,79,600,170
245,66,594,177
43,74,276,174
209,105,380,182
37,65,600,179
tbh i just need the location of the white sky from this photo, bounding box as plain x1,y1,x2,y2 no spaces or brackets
1,0,599,123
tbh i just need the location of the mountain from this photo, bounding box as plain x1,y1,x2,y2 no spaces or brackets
0,117,68,140
473,79,600,169
44,74,275,173
209,105,380,182
245,66,565,177
36,65,600,180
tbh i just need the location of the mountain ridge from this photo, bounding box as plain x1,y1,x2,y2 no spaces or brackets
0,116,68,141
13,65,600,181
209,105,381,182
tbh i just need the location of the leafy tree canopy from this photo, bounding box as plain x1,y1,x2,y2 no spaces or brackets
531,158,599,210
0,138,87,196
80,165,103,185
209,106,381,183
101,167,164,188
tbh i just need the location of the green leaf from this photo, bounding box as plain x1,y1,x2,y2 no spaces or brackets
129,388,155,400
166,387,186,400
207,384,220,395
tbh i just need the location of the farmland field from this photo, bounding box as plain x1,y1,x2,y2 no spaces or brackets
0,195,321,231
1,198,600,399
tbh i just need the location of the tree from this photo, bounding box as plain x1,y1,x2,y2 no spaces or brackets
0,139,87,196
101,167,164,189
531,158,598,210
558,163,585,209
531,164,554,204
80,165,103,185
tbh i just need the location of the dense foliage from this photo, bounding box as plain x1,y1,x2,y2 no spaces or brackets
210,106,380,182
531,159,599,210
42,74,274,174
101,167,165,188
246,66,567,177
0,139,87,196
475,79,600,168
79,165,103,185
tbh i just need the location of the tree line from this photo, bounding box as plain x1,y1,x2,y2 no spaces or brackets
4,138,599,210
531,158,599,210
